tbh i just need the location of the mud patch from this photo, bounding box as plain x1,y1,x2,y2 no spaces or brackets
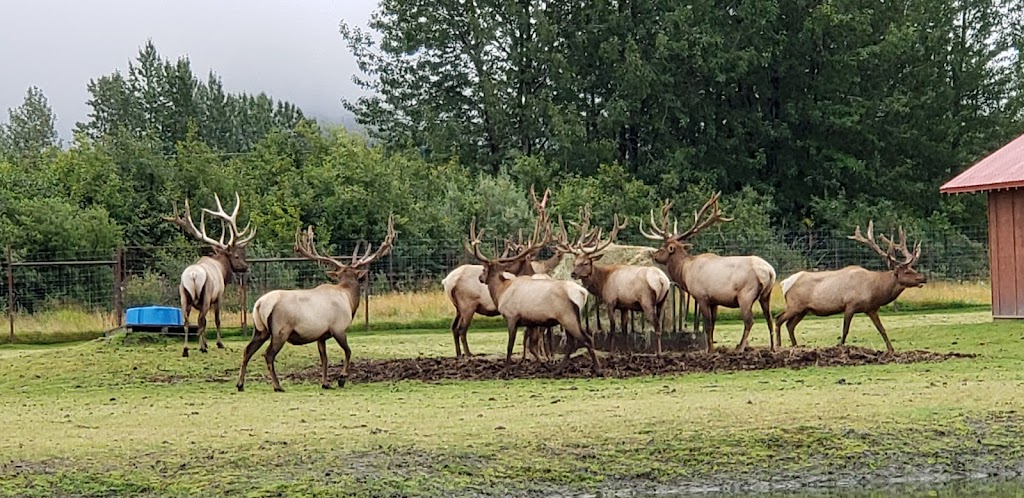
284,346,972,384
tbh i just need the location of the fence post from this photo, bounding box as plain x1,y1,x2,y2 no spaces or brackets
113,247,124,327
364,272,370,331
6,243,13,342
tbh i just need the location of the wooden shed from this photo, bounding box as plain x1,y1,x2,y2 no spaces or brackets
941,132,1024,318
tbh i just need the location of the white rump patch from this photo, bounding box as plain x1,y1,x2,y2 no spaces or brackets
780,273,802,296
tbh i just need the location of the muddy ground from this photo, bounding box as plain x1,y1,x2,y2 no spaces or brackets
284,346,972,384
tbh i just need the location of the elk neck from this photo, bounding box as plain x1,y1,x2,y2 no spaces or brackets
664,251,695,290
482,266,515,307
209,252,235,282
578,261,613,297
536,252,563,273
322,279,363,317
877,269,909,305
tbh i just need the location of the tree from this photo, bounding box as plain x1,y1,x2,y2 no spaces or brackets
0,86,60,164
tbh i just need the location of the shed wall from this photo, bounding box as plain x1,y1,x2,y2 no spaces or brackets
988,190,1024,318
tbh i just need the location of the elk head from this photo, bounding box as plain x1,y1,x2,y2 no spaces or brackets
466,188,552,285
639,192,732,265
466,185,552,282
849,221,926,288
294,215,398,288
164,193,257,272
554,204,627,280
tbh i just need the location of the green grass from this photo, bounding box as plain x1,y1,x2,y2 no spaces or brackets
1,309,1024,496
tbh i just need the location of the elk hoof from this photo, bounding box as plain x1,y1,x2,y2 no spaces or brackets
200,347,208,354
217,342,225,349
236,384,244,392
273,386,285,393
321,383,333,390
182,348,189,358
337,377,347,388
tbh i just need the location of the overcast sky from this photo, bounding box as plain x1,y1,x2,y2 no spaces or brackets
0,0,378,139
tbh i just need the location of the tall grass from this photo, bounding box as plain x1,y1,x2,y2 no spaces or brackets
2,280,993,343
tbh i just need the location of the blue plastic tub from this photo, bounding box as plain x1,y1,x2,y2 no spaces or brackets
125,306,184,326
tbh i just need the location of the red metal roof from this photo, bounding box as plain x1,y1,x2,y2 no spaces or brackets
941,133,1024,193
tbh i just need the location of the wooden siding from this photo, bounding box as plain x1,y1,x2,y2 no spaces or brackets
989,190,1024,318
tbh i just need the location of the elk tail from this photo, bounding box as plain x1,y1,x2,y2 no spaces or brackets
182,268,208,303
756,264,777,300
252,296,276,336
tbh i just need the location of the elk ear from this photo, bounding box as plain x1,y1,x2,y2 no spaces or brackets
500,271,516,281
356,269,369,280
666,245,676,254
591,254,604,262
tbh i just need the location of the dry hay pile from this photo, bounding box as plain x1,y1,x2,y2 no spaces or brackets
547,242,662,280
284,346,972,384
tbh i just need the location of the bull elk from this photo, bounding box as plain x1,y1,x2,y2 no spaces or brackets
774,221,926,353
466,214,602,375
164,193,256,357
237,215,397,392
555,205,671,354
640,193,777,352
441,186,554,358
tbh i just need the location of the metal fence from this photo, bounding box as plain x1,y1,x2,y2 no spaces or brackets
0,226,990,341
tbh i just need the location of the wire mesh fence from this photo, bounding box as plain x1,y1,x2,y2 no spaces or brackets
0,226,990,341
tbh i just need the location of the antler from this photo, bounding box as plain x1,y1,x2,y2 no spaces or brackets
164,199,228,250
676,191,732,241
295,215,398,271
878,225,921,267
201,193,256,248
555,204,625,255
849,220,920,268
294,226,349,270
350,214,398,269
581,213,627,255
639,200,678,241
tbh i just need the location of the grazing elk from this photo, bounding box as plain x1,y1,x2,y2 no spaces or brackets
556,206,671,354
164,193,256,357
774,221,926,353
237,215,397,392
466,216,603,375
640,193,777,352
442,187,554,358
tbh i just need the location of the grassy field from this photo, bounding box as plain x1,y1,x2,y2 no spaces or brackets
2,304,1024,496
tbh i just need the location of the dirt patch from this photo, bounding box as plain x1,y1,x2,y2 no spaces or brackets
284,346,973,384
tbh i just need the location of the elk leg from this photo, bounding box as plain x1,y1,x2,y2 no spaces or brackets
866,310,895,354
736,298,756,353
197,311,209,354
563,320,602,376
333,333,352,383
619,308,628,352
505,321,519,369
773,311,788,348
451,312,467,358
460,330,474,357
181,290,191,357
708,305,719,352
545,327,554,360
785,311,807,347
644,299,663,356
213,300,224,349
522,327,531,361
236,327,269,392
318,339,332,389
759,295,774,351
839,310,855,346
263,333,286,392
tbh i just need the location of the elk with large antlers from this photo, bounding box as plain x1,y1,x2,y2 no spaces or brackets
640,193,777,352
237,215,397,392
466,212,602,375
441,186,557,358
556,205,671,354
774,221,926,353
164,193,256,357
